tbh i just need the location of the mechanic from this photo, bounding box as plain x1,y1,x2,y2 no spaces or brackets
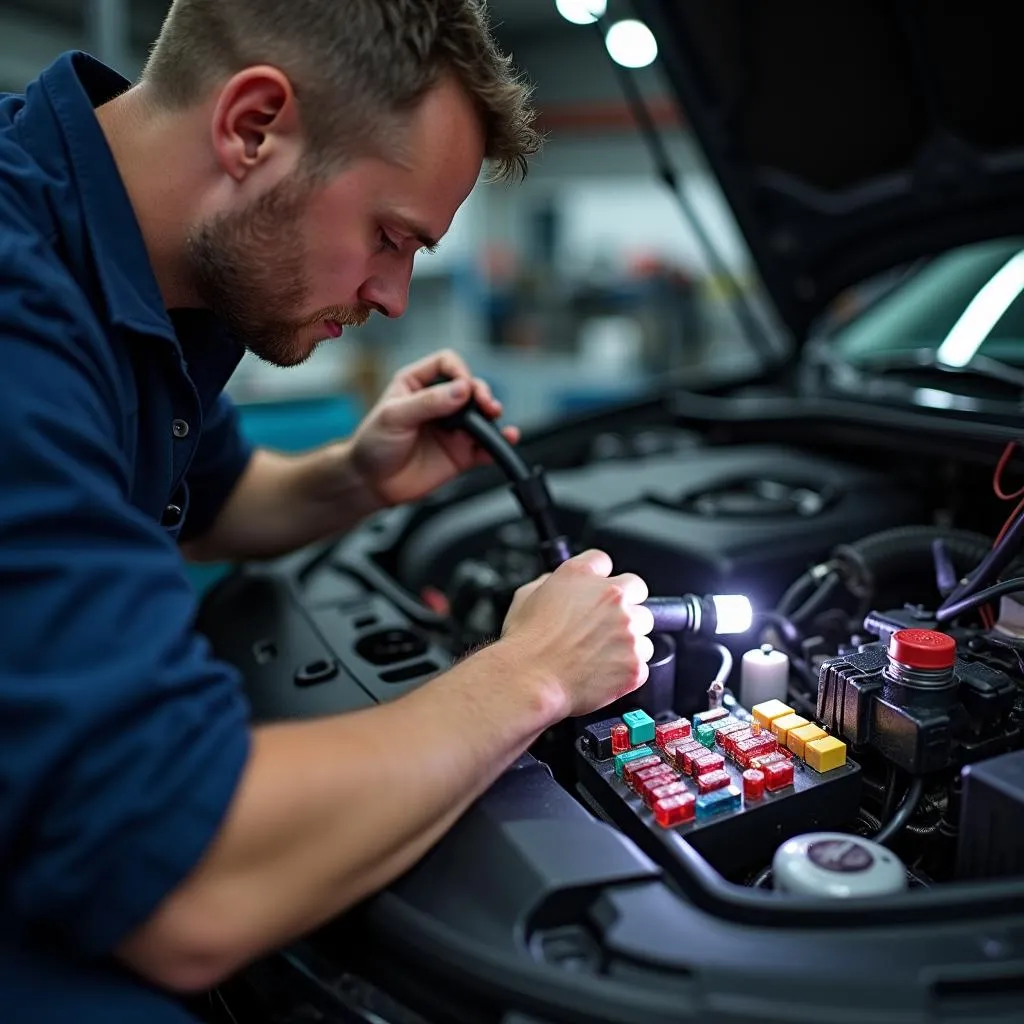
0,2,655,1022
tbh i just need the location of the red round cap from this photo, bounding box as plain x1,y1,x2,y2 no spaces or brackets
888,629,956,670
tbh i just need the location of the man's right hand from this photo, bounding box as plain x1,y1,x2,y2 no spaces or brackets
500,549,654,718
118,546,654,994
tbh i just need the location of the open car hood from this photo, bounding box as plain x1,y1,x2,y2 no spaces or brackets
632,0,1024,345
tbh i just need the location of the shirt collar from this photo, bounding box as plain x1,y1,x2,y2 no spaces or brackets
37,52,178,343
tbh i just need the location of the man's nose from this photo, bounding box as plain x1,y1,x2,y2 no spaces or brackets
358,267,412,319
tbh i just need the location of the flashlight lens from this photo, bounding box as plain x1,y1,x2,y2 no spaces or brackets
712,595,753,634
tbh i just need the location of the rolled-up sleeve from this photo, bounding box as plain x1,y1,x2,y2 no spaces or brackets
0,242,251,956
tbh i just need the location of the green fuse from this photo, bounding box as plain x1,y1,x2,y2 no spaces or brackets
614,745,652,777
696,723,717,749
622,709,655,745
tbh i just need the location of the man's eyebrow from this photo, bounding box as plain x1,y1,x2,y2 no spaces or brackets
394,215,440,254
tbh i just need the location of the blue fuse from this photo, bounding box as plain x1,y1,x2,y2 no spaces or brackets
696,784,742,821
622,709,656,745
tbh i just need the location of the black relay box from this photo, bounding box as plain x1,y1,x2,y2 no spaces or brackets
576,702,862,879
957,749,1024,881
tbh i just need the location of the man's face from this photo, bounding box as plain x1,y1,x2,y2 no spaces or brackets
186,77,486,367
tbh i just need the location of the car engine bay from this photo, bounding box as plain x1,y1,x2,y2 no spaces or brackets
200,391,1024,1023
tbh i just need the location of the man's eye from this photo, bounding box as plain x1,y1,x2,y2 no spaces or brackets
378,230,400,254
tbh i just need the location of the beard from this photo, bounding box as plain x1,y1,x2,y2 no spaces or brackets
185,175,369,367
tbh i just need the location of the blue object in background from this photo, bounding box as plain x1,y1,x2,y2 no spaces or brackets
235,394,364,453
554,386,644,416
186,394,364,595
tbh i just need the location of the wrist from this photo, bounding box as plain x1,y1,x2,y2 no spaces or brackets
484,635,570,727
327,439,388,520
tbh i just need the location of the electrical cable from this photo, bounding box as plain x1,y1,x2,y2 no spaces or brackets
993,440,1024,501
879,764,899,824
873,777,925,846
431,377,573,571
939,510,1024,613
975,439,1024,623
935,576,1024,623
707,642,734,708
711,643,734,686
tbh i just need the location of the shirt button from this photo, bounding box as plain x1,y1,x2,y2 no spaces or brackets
172,419,190,439
163,504,183,527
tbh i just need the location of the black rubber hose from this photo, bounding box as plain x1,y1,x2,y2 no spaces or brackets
831,526,1000,601
790,573,842,623
874,777,926,846
776,571,821,617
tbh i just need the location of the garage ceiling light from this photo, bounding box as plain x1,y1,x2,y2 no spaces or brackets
554,0,607,26
605,18,659,68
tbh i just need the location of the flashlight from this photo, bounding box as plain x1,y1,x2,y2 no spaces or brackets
643,594,753,637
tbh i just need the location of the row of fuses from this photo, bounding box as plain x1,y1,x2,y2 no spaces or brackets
602,700,847,773
612,714,796,827
583,701,848,829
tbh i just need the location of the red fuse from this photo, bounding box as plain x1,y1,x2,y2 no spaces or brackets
763,759,795,791
680,745,708,774
634,770,675,802
692,751,725,777
610,724,630,755
696,769,731,794
631,762,674,791
721,728,754,755
622,754,663,786
715,721,749,747
750,749,791,771
655,718,691,748
648,779,689,805
743,768,766,801
666,737,702,767
654,792,696,828
734,734,778,767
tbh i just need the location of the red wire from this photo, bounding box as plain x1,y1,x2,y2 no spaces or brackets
993,441,1024,501
995,493,1024,547
980,441,1024,625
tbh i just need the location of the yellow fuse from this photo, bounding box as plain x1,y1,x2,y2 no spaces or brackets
806,736,847,773
752,699,794,728
771,713,808,745
788,722,827,759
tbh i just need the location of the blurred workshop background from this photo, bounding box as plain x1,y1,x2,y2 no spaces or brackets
0,0,779,449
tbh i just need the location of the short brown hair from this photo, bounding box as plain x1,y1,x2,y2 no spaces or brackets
142,0,540,181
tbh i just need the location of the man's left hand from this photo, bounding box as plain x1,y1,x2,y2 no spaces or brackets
348,349,520,509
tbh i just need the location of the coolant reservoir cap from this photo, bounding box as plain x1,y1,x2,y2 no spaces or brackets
888,629,956,670
773,833,907,898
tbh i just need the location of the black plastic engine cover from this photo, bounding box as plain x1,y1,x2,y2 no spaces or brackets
397,445,922,610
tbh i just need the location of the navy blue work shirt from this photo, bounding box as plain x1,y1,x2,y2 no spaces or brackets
0,53,254,1022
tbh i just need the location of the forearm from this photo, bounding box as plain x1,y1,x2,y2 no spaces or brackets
183,443,381,563
118,639,563,992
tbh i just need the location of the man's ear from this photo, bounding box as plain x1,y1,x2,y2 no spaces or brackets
209,66,303,183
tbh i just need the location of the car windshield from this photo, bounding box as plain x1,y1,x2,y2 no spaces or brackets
825,238,1024,369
